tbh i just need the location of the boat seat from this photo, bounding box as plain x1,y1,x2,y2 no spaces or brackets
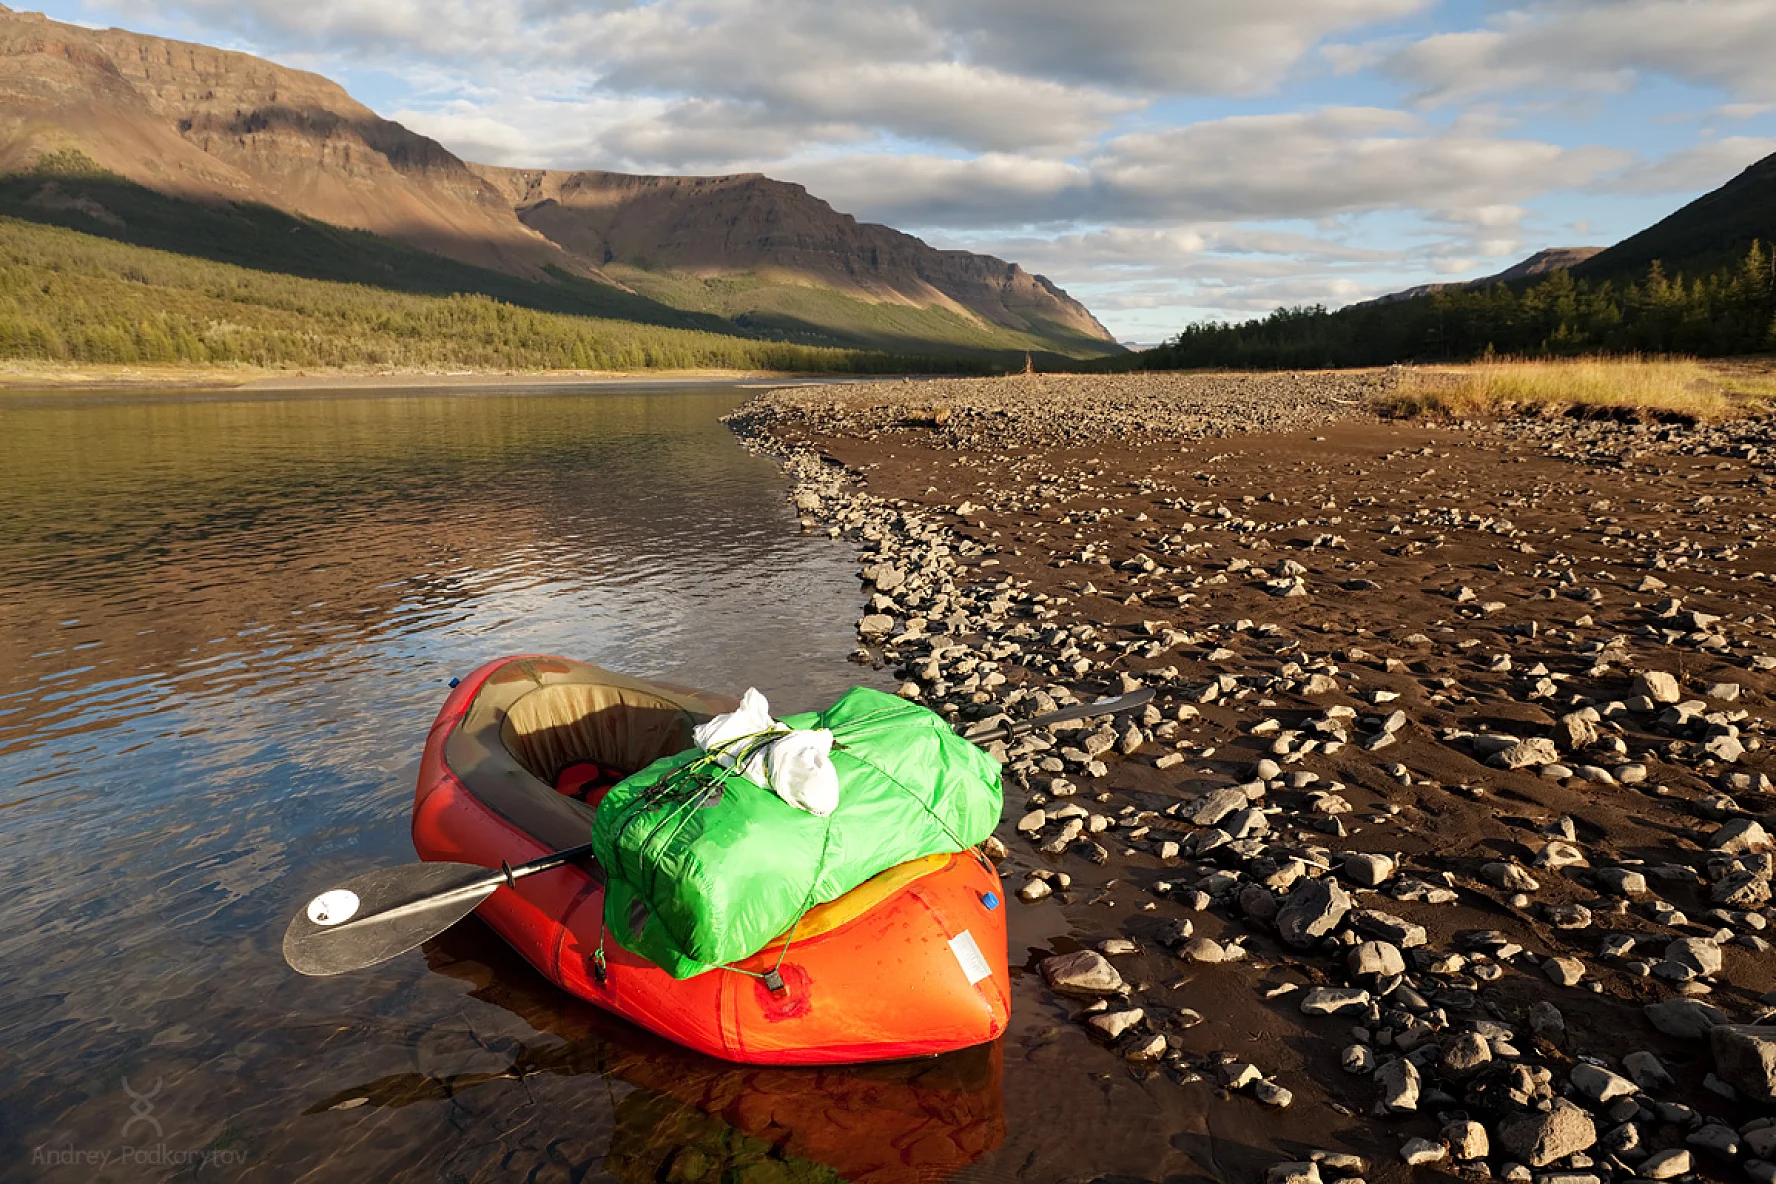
500,681,700,788
444,657,735,859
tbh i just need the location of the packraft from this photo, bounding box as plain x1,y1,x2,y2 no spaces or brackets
590,686,1003,979
414,656,1011,1064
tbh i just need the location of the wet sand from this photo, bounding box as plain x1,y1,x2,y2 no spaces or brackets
729,372,1776,1184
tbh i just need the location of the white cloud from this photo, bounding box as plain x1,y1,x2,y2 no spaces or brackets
781,109,1624,233
715,61,1135,154
781,152,1092,228
1089,109,1625,225
1186,275,1378,312
919,0,1429,94
936,214,1518,338
93,0,1428,159
106,0,1432,95
1362,0,1776,107
1596,136,1776,194
391,94,693,169
954,226,1400,278
1452,204,1527,231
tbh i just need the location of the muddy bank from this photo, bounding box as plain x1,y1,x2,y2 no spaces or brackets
728,372,1776,1184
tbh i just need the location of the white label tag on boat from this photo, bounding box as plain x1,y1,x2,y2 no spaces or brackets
949,929,992,985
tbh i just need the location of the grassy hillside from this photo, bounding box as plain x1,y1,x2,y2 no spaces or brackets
608,265,1116,359
0,152,742,334
0,153,1110,367
0,214,961,373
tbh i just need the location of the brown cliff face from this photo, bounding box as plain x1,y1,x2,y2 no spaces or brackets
0,5,579,276
470,166,1118,345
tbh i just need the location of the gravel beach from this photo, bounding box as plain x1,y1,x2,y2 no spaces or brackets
728,371,1776,1184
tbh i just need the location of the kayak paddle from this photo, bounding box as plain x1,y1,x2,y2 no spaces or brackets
283,845,596,977
282,686,1155,976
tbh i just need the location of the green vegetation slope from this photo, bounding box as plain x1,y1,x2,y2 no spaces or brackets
0,156,1104,368
0,212,948,372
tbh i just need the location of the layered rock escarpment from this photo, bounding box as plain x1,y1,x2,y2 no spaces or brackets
471,165,1116,345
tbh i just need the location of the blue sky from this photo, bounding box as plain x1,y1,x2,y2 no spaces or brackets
33,0,1776,343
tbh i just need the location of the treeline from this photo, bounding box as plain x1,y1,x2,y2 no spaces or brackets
0,215,963,373
1138,244,1776,370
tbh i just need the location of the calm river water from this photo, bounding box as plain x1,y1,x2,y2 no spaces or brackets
0,382,1214,1184
0,382,986,1182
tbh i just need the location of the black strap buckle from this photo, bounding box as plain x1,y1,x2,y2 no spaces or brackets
763,969,786,994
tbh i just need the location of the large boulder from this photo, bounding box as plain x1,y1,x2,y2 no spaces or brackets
1712,1025,1776,1102
1184,787,1250,826
1496,1099,1597,1167
1040,950,1125,998
1492,737,1560,769
1634,671,1682,704
1666,937,1723,977
1554,712,1598,751
1276,878,1351,949
1644,998,1727,1039
1712,819,1774,854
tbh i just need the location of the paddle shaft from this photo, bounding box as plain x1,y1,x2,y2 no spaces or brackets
325,841,599,933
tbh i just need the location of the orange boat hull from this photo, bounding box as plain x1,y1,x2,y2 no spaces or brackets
412,656,1011,1065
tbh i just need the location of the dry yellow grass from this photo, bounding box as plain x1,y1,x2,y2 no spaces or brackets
1381,356,1776,421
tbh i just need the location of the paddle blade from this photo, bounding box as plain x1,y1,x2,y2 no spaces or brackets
282,860,501,977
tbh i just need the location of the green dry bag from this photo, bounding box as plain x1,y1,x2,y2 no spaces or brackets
590,686,1002,979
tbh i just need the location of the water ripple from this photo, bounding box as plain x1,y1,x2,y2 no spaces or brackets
0,385,921,1181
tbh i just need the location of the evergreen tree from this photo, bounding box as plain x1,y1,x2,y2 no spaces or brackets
1140,244,1776,370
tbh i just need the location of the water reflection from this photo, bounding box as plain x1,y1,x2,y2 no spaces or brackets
0,383,957,1182
302,925,1005,1184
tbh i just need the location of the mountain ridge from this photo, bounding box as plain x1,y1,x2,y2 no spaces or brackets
0,4,1116,358
468,164,1115,346
1354,247,1603,308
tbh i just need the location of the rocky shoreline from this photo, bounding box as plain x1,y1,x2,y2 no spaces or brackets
725,372,1776,1184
